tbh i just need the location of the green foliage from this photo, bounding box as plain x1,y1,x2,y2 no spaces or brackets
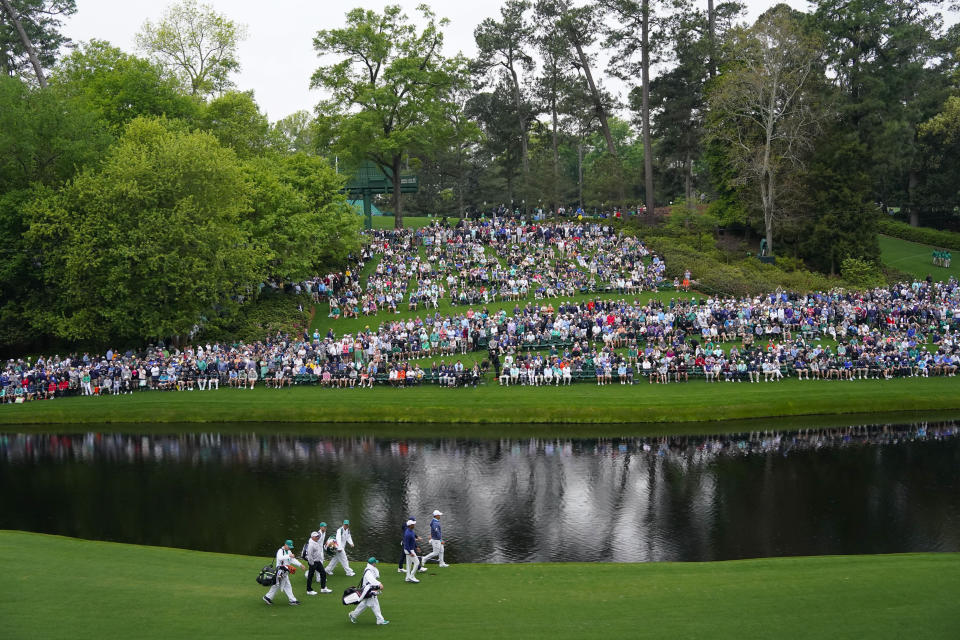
136,0,246,97
311,4,469,226
242,152,360,282
840,257,886,289
0,0,76,80
51,40,200,129
199,292,312,343
645,234,842,297
23,116,266,341
0,74,111,191
877,218,960,250
200,90,269,158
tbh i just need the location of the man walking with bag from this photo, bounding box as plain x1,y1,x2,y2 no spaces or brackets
348,558,389,625
326,519,356,577
263,539,302,606
421,510,449,568
304,530,331,595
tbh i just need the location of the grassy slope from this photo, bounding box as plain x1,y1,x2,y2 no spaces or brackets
2,376,960,427
0,531,956,639
879,234,960,281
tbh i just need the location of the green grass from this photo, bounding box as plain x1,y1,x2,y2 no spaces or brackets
0,532,956,639
879,234,960,281
369,215,436,229
3,375,960,427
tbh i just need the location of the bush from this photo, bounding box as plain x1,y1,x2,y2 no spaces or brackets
200,292,312,343
840,258,886,289
877,218,960,250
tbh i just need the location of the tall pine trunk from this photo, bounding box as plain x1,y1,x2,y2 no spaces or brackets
641,0,654,216
0,0,47,87
392,154,404,229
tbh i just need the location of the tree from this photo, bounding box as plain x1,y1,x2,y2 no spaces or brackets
602,0,671,214
52,40,199,129
243,153,361,282
812,0,951,226
136,0,246,97
23,116,265,341
270,110,316,154
0,0,75,85
0,74,111,349
706,5,827,255
534,7,579,212
536,0,619,163
200,90,269,159
311,4,468,228
473,0,535,206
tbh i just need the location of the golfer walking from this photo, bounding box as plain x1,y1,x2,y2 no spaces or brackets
326,520,356,577
421,510,449,568
402,520,420,583
304,530,331,595
348,558,389,625
263,539,302,606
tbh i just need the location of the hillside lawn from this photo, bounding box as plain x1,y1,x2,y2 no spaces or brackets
0,531,956,639
879,234,960,281
2,375,960,428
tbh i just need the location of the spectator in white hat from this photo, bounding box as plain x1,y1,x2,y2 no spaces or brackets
421,510,449,568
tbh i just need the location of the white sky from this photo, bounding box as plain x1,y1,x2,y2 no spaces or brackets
56,1,918,121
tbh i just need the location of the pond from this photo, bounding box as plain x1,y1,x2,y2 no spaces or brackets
1,422,958,564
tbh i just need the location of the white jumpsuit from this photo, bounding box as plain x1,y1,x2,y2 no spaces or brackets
265,547,302,603
349,565,386,624
325,526,355,576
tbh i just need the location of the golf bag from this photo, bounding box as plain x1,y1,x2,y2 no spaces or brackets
342,587,361,605
256,565,277,587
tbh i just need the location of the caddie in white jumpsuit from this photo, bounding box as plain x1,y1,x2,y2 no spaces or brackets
263,539,302,605
325,520,356,577
420,510,450,567
348,558,389,625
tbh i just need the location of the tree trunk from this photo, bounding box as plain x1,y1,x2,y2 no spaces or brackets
908,170,919,227
641,0,655,216
707,0,716,79
392,154,404,229
571,38,617,159
457,145,465,218
509,63,529,196
684,150,693,207
551,96,560,214
0,0,47,87
577,141,584,208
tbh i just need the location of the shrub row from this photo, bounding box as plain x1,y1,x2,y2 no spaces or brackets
645,235,845,297
877,218,960,250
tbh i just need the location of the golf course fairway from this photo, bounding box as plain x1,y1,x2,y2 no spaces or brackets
1,531,957,639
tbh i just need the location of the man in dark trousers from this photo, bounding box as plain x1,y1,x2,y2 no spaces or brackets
304,530,331,595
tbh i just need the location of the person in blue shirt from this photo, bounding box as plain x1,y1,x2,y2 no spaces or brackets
402,520,420,583
397,516,417,573
421,510,449,568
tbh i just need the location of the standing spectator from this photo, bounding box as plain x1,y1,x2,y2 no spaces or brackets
421,510,449,568
326,520,356,577
263,539,302,606
348,558,389,625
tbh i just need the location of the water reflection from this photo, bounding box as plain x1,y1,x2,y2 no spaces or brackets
0,423,957,563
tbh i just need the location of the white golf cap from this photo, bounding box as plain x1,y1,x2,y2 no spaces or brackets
406,519,416,526
433,510,443,516
310,531,319,537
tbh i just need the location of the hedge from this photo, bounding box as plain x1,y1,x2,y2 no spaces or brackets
877,218,960,250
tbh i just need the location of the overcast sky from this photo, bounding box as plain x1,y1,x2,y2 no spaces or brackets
57,1,924,121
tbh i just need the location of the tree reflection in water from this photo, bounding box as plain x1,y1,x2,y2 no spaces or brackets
0,423,957,562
